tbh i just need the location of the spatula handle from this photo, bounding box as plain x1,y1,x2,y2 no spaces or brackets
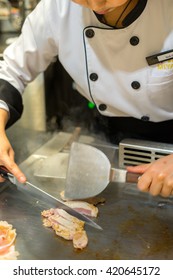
110,168,141,183
126,172,141,183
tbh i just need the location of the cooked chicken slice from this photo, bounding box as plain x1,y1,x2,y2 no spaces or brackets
41,208,55,218
42,218,52,228
49,214,83,232
73,230,88,250
60,190,105,206
0,245,19,260
41,208,84,229
49,219,74,240
64,201,98,217
52,208,84,227
84,196,106,206
41,208,88,249
0,221,19,260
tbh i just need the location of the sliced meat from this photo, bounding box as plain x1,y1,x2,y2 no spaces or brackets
64,201,98,217
0,245,19,260
42,208,84,229
42,218,52,228
83,196,106,206
73,230,88,250
41,208,55,218
0,221,19,260
41,208,88,249
60,190,105,206
51,222,74,240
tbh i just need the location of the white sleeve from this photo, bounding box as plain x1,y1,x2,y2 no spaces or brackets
0,100,9,112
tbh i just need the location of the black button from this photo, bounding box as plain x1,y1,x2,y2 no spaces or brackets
90,73,98,81
130,36,139,46
85,29,95,38
131,81,140,90
141,116,150,122
99,104,107,111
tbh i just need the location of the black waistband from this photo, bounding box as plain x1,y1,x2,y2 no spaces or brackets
92,115,173,145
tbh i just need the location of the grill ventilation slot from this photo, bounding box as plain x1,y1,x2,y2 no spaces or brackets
119,139,173,168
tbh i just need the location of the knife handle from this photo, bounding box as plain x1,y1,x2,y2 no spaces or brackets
126,172,141,183
0,165,9,180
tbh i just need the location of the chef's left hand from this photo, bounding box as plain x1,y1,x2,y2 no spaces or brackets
127,154,173,197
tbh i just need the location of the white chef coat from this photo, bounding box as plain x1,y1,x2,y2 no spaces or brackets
0,0,173,122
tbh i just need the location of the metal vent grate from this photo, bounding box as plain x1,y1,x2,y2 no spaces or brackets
119,138,173,168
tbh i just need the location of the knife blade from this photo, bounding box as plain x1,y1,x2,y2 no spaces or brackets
0,166,102,230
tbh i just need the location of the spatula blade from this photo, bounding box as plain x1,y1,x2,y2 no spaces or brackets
64,142,111,199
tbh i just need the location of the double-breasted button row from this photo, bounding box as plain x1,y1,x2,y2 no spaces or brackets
85,29,140,113
90,74,141,91
89,73,107,111
85,29,140,46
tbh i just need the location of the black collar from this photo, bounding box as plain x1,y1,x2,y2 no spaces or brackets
94,0,148,28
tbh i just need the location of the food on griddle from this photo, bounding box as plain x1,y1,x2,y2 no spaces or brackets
64,201,98,217
41,208,88,249
83,196,106,206
60,190,105,206
72,230,88,249
0,221,19,260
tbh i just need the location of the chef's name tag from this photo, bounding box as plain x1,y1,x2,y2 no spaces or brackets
146,49,173,66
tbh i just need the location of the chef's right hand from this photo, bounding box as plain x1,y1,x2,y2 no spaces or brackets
0,109,26,183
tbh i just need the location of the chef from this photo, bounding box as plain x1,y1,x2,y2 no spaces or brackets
0,0,173,197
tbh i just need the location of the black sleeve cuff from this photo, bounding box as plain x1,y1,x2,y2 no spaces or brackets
0,79,23,128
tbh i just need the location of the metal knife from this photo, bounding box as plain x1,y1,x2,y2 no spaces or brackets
0,166,102,230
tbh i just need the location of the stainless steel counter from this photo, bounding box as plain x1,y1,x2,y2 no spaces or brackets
1,125,173,260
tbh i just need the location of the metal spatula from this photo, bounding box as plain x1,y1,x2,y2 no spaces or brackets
64,142,141,199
